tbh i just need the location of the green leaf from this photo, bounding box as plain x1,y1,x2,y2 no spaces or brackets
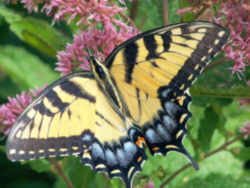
133,1,163,31
223,101,250,132
110,178,125,188
0,4,70,57
197,105,220,152
188,103,205,136
0,45,59,90
168,0,181,23
232,147,250,161
28,159,51,173
191,96,233,107
0,75,21,98
179,0,194,22
190,58,250,98
60,157,110,188
178,174,250,188
7,181,51,188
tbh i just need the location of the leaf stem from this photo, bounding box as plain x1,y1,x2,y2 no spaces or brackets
159,135,243,188
159,163,191,188
49,158,74,188
204,135,243,158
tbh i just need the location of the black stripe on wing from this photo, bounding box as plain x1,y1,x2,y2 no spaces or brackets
158,23,229,99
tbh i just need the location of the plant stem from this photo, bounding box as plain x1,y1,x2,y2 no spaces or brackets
160,135,243,188
203,57,230,72
194,6,208,20
109,1,138,30
49,158,74,188
119,11,138,30
160,163,191,188
204,135,242,158
163,0,168,25
130,0,139,21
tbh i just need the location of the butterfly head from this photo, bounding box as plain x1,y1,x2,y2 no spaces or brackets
89,56,109,81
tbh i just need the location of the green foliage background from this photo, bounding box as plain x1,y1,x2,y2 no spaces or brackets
0,1,250,188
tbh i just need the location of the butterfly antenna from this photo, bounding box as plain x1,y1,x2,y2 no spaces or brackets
86,48,96,63
86,48,92,56
178,144,199,170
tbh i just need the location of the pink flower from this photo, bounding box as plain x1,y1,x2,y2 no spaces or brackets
178,1,249,74
21,0,41,12
143,181,154,188
0,88,43,135
177,7,192,15
215,0,250,74
118,0,129,5
5,0,132,29
13,0,125,26
56,24,138,75
240,121,250,139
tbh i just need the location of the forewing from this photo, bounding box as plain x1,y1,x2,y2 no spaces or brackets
6,72,146,188
6,72,127,161
107,21,229,98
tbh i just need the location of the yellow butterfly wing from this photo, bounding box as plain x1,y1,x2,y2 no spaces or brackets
107,21,229,98
106,21,229,162
6,71,146,187
7,72,123,159
6,21,229,188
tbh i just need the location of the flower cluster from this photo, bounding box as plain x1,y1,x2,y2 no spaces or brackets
48,0,138,75
216,0,250,74
177,0,220,16
43,0,125,25
0,88,42,135
240,121,250,139
56,24,137,75
5,0,138,75
177,0,250,74
143,181,154,188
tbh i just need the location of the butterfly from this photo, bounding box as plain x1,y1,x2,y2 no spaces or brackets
6,21,229,188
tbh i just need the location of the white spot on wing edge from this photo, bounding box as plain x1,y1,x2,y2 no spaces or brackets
218,31,225,37
19,150,25,155
214,39,220,45
9,149,16,155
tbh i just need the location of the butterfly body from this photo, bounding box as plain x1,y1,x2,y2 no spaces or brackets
6,21,229,188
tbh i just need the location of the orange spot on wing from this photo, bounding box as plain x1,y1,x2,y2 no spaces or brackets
152,147,159,151
177,96,185,106
137,156,143,162
136,136,145,148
